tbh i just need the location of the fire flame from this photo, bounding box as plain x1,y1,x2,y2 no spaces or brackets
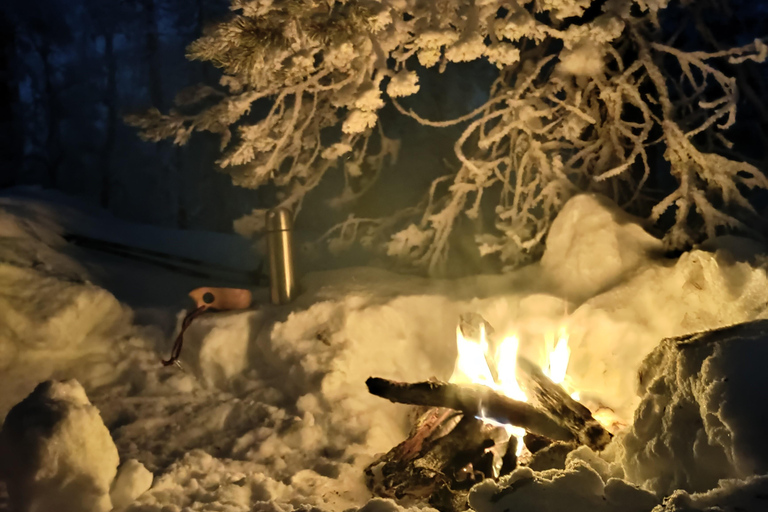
449,321,577,456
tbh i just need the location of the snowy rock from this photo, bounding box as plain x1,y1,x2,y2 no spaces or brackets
110,459,153,509
0,379,119,512
621,320,768,496
541,194,663,301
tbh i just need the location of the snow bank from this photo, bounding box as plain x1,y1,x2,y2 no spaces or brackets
620,321,768,496
111,194,768,511
0,380,119,512
3,192,768,512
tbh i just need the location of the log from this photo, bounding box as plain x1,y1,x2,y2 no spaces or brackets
515,356,612,450
366,377,574,443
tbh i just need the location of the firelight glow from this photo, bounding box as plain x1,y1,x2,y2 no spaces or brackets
450,321,576,457
451,325,496,388
545,328,571,385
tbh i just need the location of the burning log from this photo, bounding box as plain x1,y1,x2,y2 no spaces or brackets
366,377,574,443
515,356,612,450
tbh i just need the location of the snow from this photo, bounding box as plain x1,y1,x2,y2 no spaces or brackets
0,380,119,512
2,191,768,511
468,460,658,512
110,460,153,510
656,474,768,512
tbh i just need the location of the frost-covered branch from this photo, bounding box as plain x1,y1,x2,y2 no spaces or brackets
128,0,768,274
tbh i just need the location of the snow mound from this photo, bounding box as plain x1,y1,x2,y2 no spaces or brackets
656,474,768,512
0,379,119,512
541,194,663,301
0,264,130,352
468,457,658,512
621,320,768,496
0,199,128,360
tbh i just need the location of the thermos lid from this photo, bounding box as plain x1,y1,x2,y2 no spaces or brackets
266,207,293,232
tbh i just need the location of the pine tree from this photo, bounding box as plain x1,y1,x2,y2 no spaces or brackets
127,0,768,274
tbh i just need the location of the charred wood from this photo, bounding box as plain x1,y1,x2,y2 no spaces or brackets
523,432,552,454
499,435,518,477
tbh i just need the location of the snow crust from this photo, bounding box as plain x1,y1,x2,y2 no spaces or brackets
2,192,768,511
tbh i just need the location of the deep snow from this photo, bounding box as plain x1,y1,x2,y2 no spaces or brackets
2,191,768,511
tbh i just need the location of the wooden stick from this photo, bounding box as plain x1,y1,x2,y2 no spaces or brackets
366,377,574,443
516,356,612,450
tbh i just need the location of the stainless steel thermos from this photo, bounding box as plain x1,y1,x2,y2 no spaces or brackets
266,207,297,305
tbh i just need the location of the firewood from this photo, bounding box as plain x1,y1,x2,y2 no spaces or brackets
499,435,518,477
366,414,497,512
366,377,575,443
515,356,612,450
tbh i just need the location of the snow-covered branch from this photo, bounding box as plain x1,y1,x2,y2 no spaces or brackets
127,0,768,274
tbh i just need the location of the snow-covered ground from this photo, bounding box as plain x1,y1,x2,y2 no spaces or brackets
2,190,768,511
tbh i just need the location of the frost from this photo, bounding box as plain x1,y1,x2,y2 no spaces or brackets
322,143,354,160
386,224,433,260
484,43,521,68
354,86,385,111
557,41,606,76
445,36,486,63
343,109,378,134
386,70,420,98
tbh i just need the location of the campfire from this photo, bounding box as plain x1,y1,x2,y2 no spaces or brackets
365,313,615,512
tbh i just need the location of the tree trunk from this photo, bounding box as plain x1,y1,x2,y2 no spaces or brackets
142,0,163,109
0,12,21,187
100,33,117,209
40,43,61,188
